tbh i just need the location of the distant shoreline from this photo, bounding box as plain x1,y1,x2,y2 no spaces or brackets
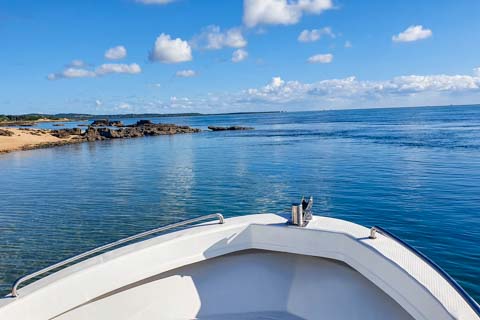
2,104,479,126
0,111,282,126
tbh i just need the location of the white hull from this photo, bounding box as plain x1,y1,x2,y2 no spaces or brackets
0,214,478,319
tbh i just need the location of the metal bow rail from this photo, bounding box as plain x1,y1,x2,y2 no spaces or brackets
370,226,480,317
10,213,224,297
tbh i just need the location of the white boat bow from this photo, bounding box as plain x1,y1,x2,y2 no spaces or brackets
0,212,479,319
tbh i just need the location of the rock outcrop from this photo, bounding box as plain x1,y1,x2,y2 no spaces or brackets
208,126,254,131
51,128,82,138
84,123,199,141
132,120,152,126
0,129,14,136
90,119,124,127
90,119,109,126
50,120,201,142
109,120,124,127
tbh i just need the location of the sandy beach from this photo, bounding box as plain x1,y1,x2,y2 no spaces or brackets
0,128,74,153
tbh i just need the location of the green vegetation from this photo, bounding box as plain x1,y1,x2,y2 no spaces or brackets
0,114,60,122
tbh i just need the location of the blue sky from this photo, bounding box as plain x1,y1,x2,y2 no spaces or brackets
1,0,480,114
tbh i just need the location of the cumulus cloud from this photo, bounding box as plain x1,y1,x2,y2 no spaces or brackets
270,76,284,87
78,69,480,114
47,68,96,80
135,0,176,4
117,102,132,110
307,53,333,63
344,40,352,48
68,59,86,68
149,33,192,63
232,49,248,63
95,63,141,75
243,0,334,27
473,67,480,77
298,27,334,42
392,25,432,43
176,69,196,77
105,45,127,60
48,63,141,80
191,25,247,50
242,72,480,109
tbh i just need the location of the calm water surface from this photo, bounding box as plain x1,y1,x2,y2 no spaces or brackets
1,105,479,301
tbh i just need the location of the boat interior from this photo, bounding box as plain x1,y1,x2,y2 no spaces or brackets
54,250,414,320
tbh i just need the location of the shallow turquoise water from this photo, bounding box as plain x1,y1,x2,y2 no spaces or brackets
1,106,479,302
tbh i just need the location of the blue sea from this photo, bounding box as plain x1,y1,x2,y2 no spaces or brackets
0,105,479,302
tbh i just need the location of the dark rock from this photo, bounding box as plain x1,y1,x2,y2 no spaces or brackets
52,123,65,127
90,119,110,126
109,120,124,127
90,119,124,127
208,126,254,131
0,129,14,136
51,128,82,138
135,119,153,126
82,123,200,141
84,127,102,141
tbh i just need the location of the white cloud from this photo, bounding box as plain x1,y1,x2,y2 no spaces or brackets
117,103,132,110
105,45,127,60
344,40,352,48
191,25,247,50
47,68,96,80
176,69,196,77
232,49,248,63
243,0,334,27
149,33,192,63
95,63,141,75
48,63,141,80
298,27,334,42
307,53,333,63
270,76,284,87
77,70,480,114
242,72,480,110
95,100,102,107
473,67,480,77
392,25,432,43
135,0,176,4
68,60,86,68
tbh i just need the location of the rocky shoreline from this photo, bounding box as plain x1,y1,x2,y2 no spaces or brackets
0,120,201,154
0,119,256,154
54,120,201,141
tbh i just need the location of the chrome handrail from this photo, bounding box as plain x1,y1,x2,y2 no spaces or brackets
11,213,224,297
370,226,480,317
